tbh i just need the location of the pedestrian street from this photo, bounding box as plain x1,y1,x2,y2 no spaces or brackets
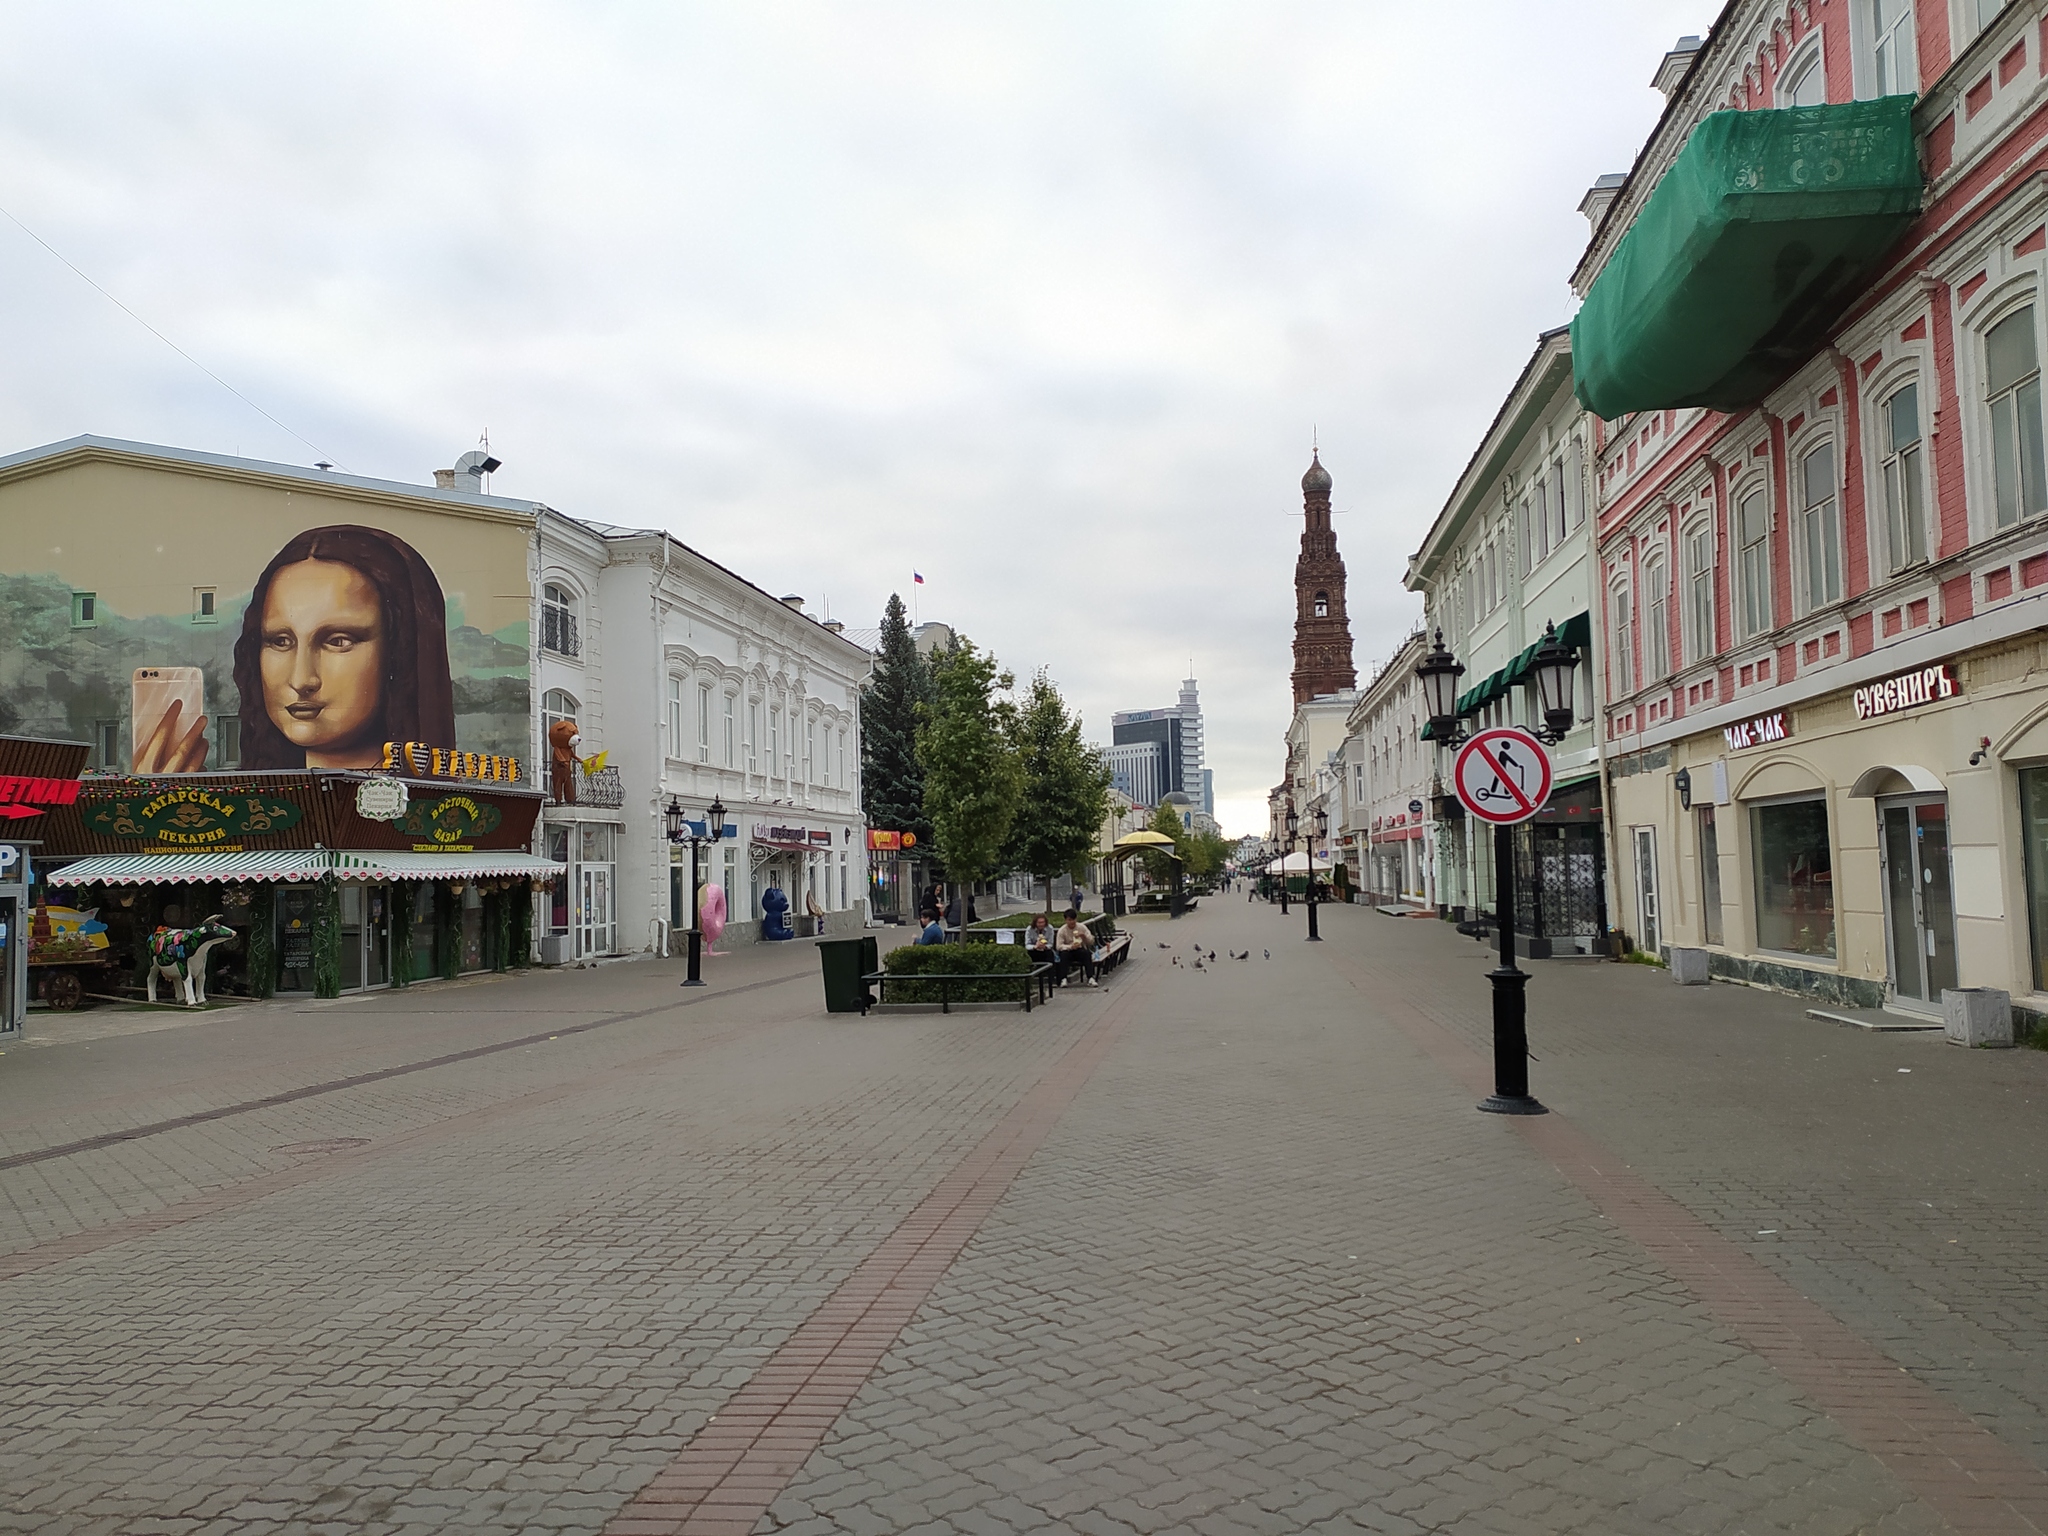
1,897,2044,1535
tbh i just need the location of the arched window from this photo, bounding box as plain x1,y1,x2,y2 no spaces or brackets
543,689,580,740
1879,381,1927,571
1797,440,1842,611
1781,43,1826,107
1313,591,1330,618
542,583,580,657
1643,553,1671,681
1986,305,2046,528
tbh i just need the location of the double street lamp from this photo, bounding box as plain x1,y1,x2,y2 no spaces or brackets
664,793,727,988
1414,621,1580,1116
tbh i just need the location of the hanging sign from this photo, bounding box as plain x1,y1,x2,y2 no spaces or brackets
355,776,411,822
1854,662,1958,721
395,793,503,852
1451,727,1553,827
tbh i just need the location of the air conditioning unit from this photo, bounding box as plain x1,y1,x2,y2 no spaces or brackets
539,933,570,967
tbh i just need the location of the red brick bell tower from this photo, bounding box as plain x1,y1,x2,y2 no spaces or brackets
1290,453,1357,706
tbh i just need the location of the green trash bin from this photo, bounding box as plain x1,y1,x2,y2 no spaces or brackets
819,935,878,1014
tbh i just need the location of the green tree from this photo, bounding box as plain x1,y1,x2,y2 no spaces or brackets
1002,670,1112,913
860,594,934,850
916,637,1024,893
1141,798,1186,885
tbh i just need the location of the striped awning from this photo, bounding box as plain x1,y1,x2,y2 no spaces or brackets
328,850,566,881
46,850,334,886
47,849,566,887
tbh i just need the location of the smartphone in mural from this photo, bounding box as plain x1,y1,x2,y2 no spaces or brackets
131,667,209,774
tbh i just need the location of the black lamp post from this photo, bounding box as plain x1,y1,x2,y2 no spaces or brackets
1305,804,1328,941
1415,623,1580,1117
667,793,727,987
1282,800,1298,914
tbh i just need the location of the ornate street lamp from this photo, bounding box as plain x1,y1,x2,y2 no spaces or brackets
1305,803,1329,942
1530,621,1580,743
1413,627,1583,1117
1417,629,1467,742
669,793,729,988
1281,800,1299,915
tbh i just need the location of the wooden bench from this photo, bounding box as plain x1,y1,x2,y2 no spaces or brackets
1094,933,1132,978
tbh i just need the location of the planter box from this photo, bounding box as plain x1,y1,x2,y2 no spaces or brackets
1669,947,1711,986
1943,987,2013,1048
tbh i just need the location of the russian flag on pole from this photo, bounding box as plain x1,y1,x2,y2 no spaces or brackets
913,571,925,585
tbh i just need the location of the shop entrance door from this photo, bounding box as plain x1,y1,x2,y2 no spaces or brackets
1633,827,1661,956
577,864,615,957
1879,797,1957,1009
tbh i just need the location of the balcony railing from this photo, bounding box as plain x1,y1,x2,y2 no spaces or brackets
581,766,624,809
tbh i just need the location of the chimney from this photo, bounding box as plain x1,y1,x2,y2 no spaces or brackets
822,619,845,634
1579,172,1628,232
1653,35,1702,100
779,594,805,611
433,469,457,489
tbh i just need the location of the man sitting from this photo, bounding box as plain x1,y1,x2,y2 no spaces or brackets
914,907,945,945
1055,913,1098,986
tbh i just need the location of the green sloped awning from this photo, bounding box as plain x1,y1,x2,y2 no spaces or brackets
1558,610,1592,650
1571,98,1920,418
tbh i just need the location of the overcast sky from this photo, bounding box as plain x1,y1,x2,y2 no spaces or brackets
1,2,1710,836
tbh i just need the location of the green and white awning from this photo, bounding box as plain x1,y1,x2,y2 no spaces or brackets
48,849,565,887
328,850,565,881
46,850,335,886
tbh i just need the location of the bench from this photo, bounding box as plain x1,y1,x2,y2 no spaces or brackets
1094,933,1133,978
858,963,1056,1015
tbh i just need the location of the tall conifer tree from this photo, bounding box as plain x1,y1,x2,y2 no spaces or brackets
860,593,934,850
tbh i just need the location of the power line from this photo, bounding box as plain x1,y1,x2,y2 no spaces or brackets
0,200,347,470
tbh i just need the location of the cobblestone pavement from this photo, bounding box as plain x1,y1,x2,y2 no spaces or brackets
0,903,2042,1534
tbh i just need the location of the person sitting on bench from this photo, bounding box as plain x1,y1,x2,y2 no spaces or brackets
1055,913,1097,986
1025,914,1056,976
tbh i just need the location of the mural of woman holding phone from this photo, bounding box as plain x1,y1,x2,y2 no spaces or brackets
129,525,458,773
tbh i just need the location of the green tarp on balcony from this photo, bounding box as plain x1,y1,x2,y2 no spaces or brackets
1571,98,1920,419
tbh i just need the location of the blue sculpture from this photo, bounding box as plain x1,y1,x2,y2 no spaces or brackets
760,885,793,941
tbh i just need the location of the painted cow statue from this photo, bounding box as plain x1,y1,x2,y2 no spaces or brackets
147,916,237,1007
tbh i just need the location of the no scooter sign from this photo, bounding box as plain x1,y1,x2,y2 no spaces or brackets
1452,727,1553,827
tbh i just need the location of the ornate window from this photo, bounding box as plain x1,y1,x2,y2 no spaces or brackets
698,684,712,762
1685,521,1715,664
1879,382,1928,572
1797,441,1842,611
1644,552,1671,681
1313,591,1329,618
543,688,580,741
1869,0,1916,94
1987,305,2047,528
1737,485,1772,638
541,583,580,657
1610,581,1635,699
666,675,685,760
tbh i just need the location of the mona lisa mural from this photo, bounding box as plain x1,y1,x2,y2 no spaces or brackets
0,438,532,777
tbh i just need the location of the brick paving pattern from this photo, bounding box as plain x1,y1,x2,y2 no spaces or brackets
0,902,2040,1533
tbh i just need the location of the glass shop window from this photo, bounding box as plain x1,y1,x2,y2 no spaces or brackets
547,828,571,934
2020,767,2048,991
1751,796,1836,958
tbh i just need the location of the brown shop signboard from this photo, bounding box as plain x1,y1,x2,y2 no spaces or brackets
54,772,540,857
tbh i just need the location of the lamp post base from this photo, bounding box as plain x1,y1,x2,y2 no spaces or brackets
1305,899,1321,941
1477,1093,1547,1115
681,924,705,986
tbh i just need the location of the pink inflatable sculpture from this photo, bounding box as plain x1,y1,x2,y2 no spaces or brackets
699,882,728,954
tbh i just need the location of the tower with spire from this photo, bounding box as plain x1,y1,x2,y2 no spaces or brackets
1290,452,1357,706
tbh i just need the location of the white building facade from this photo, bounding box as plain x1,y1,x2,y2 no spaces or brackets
1405,328,1609,955
1341,630,1436,908
534,512,873,960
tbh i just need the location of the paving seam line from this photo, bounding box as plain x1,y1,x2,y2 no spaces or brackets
0,982,826,1281
0,969,810,1172
1329,947,2048,1535
599,967,1160,1536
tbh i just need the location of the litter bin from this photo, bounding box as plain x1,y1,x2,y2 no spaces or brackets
819,935,879,1014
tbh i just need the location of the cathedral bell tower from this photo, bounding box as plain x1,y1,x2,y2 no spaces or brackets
1289,452,1357,706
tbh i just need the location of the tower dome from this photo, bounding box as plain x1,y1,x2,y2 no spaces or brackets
1302,453,1332,496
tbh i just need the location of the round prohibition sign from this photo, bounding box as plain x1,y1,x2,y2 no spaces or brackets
1452,727,1553,826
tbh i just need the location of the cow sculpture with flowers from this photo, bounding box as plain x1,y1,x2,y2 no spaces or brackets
147,916,237,1007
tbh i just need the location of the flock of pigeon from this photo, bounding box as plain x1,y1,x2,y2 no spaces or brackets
1160,943,1268,971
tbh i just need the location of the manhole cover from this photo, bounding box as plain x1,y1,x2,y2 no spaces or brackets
271,1137,370,1156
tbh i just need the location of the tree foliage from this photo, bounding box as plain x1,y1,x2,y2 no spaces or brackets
915,637,1023,885
860,593,934,850
1002,670,1112,912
